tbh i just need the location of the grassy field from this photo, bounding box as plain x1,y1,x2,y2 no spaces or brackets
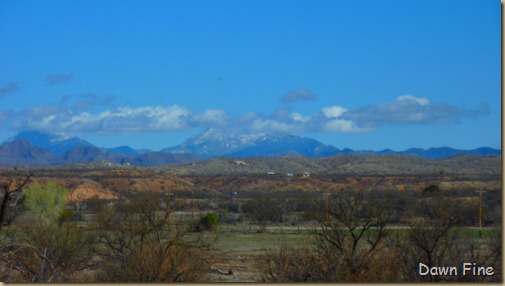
209,232,314,282
204,225,500,282
216,232,314,252
2,216,500,282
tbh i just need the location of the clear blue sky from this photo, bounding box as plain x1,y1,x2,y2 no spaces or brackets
0,0,500,151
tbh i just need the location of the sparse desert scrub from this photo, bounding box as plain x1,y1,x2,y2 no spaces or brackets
0,165,501,282
93,193,216,282
1,182,96,282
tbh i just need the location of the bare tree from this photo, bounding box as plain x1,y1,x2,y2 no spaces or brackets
94,192,216,282
257,189,394,282
1,165,32,280
0,165,32,229
313,189,392,281
257,245,323,282
394,195,501,282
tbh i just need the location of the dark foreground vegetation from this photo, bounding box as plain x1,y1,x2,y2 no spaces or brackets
0,165,501,282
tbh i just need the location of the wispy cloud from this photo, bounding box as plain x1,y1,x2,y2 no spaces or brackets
0,110,15,129
340,95,487,126
43,73,74,85
279,88,317,103
74,93,99,110
3,94,491,136
0,82,19,98
65,106,191,133
72,93,116,110
58,93,117,111
461,103,491,119
99,94,116,106
190,109,229,126
13,105,192,134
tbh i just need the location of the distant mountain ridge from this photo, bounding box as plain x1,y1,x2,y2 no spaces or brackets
0,139,199,166
0,139,63,165
162,128,500,159
0,130,500,166
104,146,142,156
344,146,501,160
3,130,94,154
162,128,340,158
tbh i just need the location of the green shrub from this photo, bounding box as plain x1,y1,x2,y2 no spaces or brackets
23,182,68,225
194,212,219,232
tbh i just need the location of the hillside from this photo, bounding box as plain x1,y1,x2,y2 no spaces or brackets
152,154,501,176
0,140,63,165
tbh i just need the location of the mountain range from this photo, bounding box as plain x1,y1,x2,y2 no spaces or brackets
162,128,342,158
0,129,500,166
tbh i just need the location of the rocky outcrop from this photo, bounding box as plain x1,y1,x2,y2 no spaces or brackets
68,184,118,203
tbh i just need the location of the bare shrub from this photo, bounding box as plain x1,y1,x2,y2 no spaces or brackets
94,193,215,282
393,195,501,282
257,246,323,282
258,189,395,282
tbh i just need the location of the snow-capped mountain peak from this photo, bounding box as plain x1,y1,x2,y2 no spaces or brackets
162,128,340,158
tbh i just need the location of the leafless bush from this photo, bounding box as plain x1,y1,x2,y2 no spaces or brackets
1,223,97,282
0,165,31,229
392,195,501,282
313,189,392,281
94,193,215,282
257,189,396,282
257,245,325,282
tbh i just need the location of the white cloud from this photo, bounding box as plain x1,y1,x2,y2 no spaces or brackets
322,105,347,118
290,112,311,122
250,119,295,133
397,95,430,106
341,95,466,125
407,112,426,121
16,105,191,134
324,119,374,133
4,94,490,136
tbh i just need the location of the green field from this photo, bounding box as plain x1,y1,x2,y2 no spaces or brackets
216,232,314,253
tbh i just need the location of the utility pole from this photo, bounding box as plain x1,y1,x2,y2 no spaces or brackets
476,190,486,238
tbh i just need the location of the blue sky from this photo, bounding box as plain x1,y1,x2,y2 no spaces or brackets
0,0,500,151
